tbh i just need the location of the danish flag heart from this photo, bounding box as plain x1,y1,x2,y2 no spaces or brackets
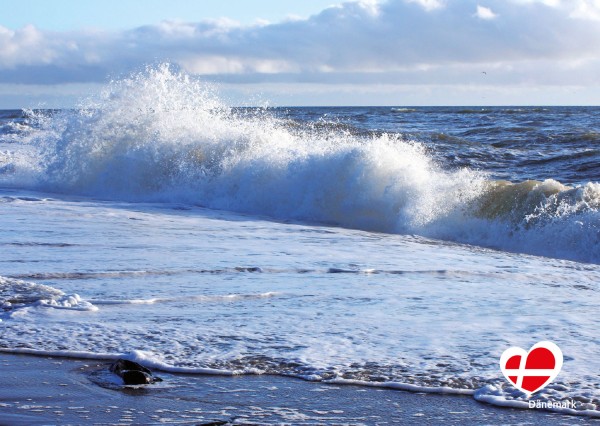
500,341,563,395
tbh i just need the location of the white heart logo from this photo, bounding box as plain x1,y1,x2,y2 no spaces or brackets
500,341,563,395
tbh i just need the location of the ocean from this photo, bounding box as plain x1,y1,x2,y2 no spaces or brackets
1,66,599,418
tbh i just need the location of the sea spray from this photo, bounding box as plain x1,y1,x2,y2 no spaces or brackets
2,65,600,262
26,65,485,234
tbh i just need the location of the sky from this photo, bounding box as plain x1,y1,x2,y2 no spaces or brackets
1,0,600,107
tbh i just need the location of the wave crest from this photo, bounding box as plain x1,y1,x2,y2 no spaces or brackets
4,65,600,263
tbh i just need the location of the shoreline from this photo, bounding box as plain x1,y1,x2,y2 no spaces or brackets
0,353,596,425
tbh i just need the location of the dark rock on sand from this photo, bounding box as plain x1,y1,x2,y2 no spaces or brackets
109,359,162,385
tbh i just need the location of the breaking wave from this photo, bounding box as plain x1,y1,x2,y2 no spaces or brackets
1,65,599,263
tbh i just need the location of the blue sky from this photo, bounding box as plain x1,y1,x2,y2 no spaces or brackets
3,0,336,30
1,0,600,107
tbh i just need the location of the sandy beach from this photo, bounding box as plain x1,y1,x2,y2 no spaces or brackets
0,353,595,425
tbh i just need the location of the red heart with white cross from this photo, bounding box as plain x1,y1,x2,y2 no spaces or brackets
500,341,563,395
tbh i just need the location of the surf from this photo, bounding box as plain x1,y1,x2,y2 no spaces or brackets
1,64,599,263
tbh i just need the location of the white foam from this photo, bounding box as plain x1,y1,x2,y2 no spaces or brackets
474,385,600,417
473,385,530,409
0,348,233,375
324,378,475,395
0,276,96,312
90,292,280,305
40,294,98,311
124,350,234,375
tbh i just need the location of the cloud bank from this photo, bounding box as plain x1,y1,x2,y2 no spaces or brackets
1,0,600,105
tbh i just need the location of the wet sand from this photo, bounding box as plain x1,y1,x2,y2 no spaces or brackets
0,353,595,425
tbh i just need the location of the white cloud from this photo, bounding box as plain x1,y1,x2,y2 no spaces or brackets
510,0,561,7
475,5,498,19
0,25,54,68
180,56,298,74
406,0,446,11
1,0,600,105
570,0,600,21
